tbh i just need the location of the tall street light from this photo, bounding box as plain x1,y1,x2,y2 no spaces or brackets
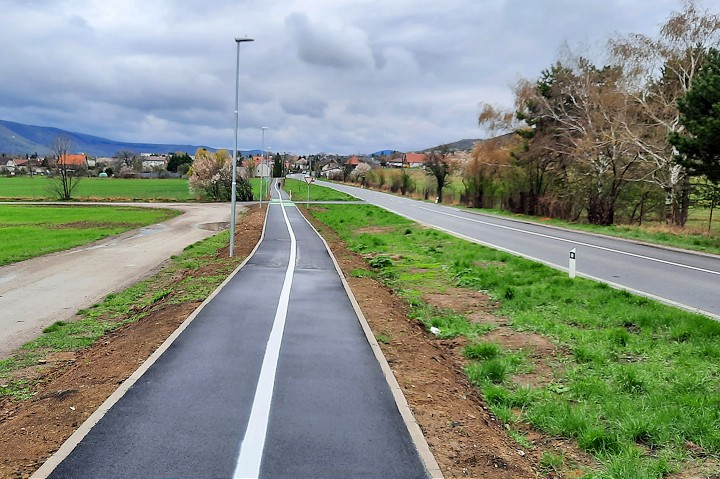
230,36,254,258
266,147,272,199
259,126,267,207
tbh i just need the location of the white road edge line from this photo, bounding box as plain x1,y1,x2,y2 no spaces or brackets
233,181,297,479
416,206,720,276
31,205,270,479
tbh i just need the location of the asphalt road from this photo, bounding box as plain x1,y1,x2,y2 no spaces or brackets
315,181,720,319
37,183,431,479
0,203,236,358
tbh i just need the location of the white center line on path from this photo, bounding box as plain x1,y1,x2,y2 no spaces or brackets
234,182,297,479
417,206,720,277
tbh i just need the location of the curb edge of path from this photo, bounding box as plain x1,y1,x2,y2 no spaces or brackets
297,206,445,479
30,207,270,479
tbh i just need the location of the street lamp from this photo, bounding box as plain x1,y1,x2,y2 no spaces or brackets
266,147,273,199
230,36,254,258
259,126,267,207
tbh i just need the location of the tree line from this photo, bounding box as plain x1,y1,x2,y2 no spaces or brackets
468,0,720,227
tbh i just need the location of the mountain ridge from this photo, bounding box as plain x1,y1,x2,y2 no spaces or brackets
0,120,216,157
0,119,484,158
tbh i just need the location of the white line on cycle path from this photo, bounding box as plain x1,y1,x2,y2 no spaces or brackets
234,182,296,479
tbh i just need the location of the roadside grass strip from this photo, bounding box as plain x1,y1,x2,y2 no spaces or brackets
309,203,720,478
0,177,194,201
283,178,358,202
0,230,244,401
0,205,179,266
457,207,720,256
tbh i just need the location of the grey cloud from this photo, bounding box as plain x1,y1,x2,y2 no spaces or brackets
280,96,328,119
285,12,374,70
0,0,694,154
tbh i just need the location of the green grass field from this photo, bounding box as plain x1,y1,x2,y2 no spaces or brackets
0,177,194,201
0,205,179,265
309,203,720,478
283,178,358,202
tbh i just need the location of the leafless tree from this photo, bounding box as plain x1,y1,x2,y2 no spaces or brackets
48,135,80,200
610,0,720,224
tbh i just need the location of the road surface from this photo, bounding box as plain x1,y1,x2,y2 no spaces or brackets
0,203,236,358
34,183,434,479
315,180,720,319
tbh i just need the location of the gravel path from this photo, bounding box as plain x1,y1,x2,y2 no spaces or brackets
0,202,240,358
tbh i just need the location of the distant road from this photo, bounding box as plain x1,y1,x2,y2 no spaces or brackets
315,180,720,319
0,203,235,358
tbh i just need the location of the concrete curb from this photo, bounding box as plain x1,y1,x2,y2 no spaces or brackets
295,204,444,479
31,206,270,479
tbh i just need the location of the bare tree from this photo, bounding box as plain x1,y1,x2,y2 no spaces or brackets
463,137,516,209
48,135,80,200
610,0,720,225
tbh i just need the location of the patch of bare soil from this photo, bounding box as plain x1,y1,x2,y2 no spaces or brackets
0,205,265,479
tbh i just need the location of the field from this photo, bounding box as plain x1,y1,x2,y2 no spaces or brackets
283,178,358,201
0,177,194,201
0,205,179,265
308,203,720,478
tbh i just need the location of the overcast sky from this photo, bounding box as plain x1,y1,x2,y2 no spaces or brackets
1,0,684,155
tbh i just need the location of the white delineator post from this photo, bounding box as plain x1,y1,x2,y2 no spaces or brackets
569,248,577,279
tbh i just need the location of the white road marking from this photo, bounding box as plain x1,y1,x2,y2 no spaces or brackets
234,181,297,479
417,206,720,277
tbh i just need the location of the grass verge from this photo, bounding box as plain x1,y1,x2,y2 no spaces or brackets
283,178,358,202
307,203,720,478
0,204,180,266
464,207,720,255
0,229,245,400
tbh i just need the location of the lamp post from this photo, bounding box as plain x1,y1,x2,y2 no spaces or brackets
230,36,254,258
266,146,272,198
259,126,267,207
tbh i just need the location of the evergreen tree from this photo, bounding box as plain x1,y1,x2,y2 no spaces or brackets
670,48,720,185
167,152,193,172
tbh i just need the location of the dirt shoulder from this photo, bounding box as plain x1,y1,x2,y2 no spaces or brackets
1,204,585,479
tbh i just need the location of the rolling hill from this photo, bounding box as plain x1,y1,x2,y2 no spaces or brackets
0,120,216,157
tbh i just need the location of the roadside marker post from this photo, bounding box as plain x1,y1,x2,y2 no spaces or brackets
304,174,314,208
569,248,577,279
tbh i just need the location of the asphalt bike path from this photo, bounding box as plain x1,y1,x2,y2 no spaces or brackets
37,181,430,479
